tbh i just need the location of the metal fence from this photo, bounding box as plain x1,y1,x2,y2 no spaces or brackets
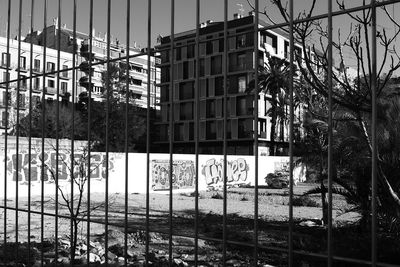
0,0,399,266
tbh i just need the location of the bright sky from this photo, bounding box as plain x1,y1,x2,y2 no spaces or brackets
0,0,399,74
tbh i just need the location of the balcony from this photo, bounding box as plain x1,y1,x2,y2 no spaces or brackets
45,87,57,95
259,131,267,139
263,43,277,55
32,67,41,73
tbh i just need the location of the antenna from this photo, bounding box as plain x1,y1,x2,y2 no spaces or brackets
237,3,244,16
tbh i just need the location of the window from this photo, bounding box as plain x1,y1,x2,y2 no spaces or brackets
20,56,26,70
1,111,8,127
174,123,185,141
200,59,205,77
238,53,246,70
179,82,194,100
238,76,246,93
18,93,25,108
262,32,278,53
237,34,246,48
180,102,193,120
2,72,10,83
62,65,68,77
211,56,222,75
206,100,216,118
175,47,181,61
33,96,41,106
206,121,217,139
34,77,40,89
47,62,55,72
1,53,10,67
34,59,40,72
206,41,213,55
61,82,68,94
215,77,224,96
132,78,142,86
131,65,142,72
187,44,195,59
48,79,55,88
19,75,27,88
2,92,10,106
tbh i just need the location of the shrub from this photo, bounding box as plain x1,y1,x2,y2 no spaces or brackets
240,195,249,201
211,192,224,199
292,196,319,207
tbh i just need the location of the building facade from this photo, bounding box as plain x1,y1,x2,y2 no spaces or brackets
25,22,160,109
0,36,75,131
155,14,306,155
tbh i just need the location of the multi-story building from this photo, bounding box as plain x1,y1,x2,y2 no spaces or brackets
25,21,160,109
0,36,76,131
155,13,307,155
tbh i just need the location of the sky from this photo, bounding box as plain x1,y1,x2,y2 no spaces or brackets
0,0,399,73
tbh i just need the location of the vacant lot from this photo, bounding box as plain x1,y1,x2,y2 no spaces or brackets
2,183,398,266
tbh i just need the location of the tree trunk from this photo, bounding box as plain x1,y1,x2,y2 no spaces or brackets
319,159,328,225
357,115,400,217
269,94,278,156
70,219,78,262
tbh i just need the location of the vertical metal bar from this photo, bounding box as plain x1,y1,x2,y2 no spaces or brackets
105,0,111,264
14,0,24,261
223,0,228,265
70,0,77,263
288,0,294,265
194,0,200,265
253,0,260,266
27,1,35,265
3,0,11,255
371,0,377,266
124,0,131,266
55,0,62,263
41,1,48,265
169,0,175,265
327,0,333,266
145,0,152,264
86,0,93,264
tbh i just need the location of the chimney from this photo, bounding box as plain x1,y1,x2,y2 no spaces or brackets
233,13,242,19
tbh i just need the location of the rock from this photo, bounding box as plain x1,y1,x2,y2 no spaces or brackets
59,239,70,247
57,257,70,264
226,259,242,266
174,258,189,266
109,244,124,257
107,251,117,261
81,252,101,263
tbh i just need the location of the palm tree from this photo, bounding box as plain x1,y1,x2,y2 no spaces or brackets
248,52,295,155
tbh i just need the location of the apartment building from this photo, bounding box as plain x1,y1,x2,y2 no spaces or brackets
25,21,160,109
0,36,76,131
155,14,306,155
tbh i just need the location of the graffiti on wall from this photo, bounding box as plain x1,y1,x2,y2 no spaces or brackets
201,158,249,189
151,160,195,191
5,150,114,184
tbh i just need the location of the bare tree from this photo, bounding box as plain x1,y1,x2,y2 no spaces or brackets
45,144,112,262
248,0,400,216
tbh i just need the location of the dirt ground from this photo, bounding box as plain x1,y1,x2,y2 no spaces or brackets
0,183,386,266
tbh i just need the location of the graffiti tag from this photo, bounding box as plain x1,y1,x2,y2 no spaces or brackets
6,151,114,184
201,158,249,188
151,160,195,191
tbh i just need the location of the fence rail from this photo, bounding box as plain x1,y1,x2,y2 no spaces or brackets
0,0,398,266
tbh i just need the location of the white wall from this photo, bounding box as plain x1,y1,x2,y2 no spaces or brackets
0,148,306,198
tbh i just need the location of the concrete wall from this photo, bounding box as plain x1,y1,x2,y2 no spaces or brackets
0,138,306,198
